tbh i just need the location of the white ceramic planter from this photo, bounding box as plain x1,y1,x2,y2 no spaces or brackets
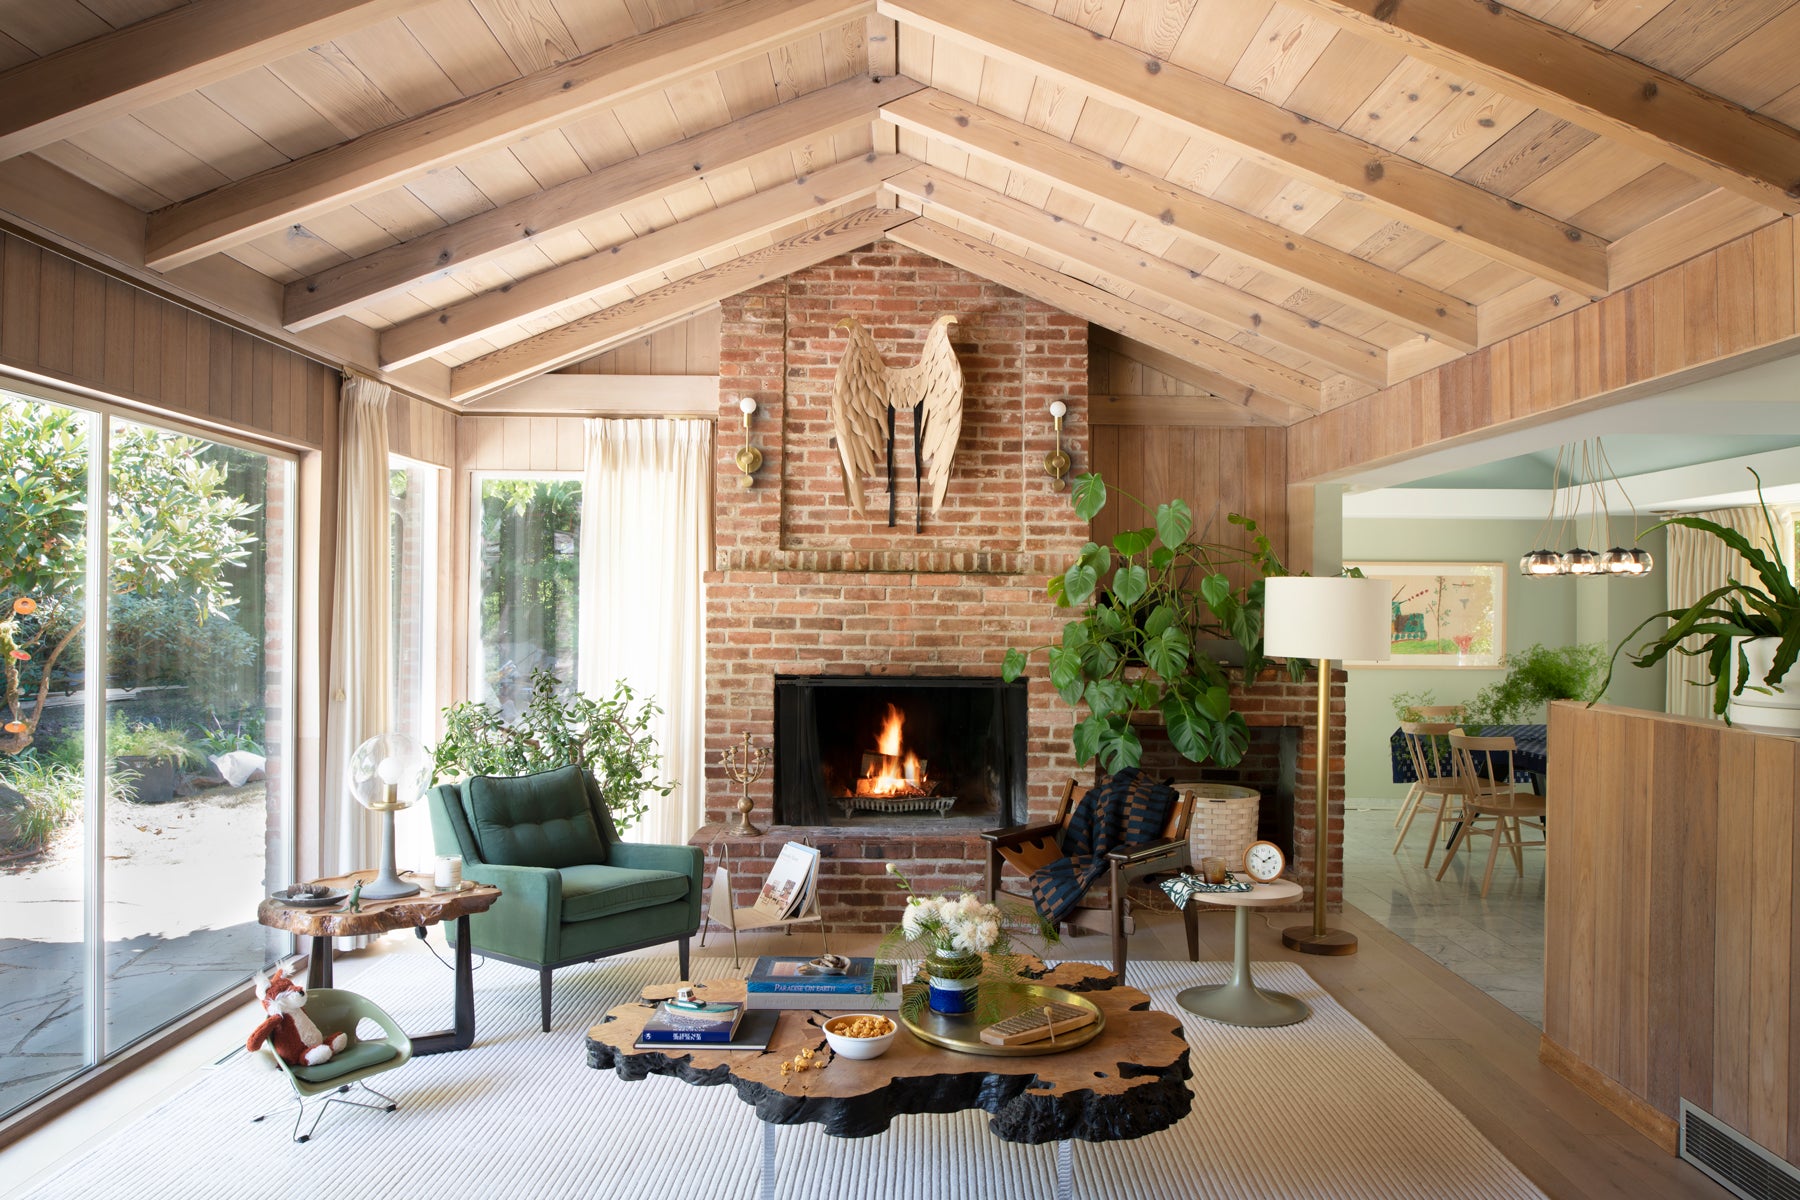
1727,636,1800,731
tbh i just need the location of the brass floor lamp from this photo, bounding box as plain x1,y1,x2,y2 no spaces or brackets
1262,575,1392,956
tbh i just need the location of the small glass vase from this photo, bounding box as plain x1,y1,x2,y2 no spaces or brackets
924,947,982,1015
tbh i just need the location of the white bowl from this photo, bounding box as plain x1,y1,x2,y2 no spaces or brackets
822,1013,897,1059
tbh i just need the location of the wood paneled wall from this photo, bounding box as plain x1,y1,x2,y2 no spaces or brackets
1090,425,1289,583
1289,219,1800,483
1544,702,1800,1163
555,308,721,377
387,390,456,467
0,230,337,449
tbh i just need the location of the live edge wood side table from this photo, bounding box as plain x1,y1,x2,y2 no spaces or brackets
256,869,501,1056
585,962,1192,1200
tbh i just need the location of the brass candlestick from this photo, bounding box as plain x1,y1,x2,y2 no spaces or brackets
720,732,770,837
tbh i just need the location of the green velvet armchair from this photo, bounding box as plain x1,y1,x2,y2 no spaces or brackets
426,764,702,1032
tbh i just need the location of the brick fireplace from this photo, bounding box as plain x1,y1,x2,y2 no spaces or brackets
696,241,1341,931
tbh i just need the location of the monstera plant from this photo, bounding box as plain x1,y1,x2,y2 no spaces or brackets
1002,473,1299,774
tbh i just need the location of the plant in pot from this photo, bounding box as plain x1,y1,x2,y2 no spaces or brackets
1602,472,1799,727
1469,642,1607,725
429,668,672,835
1001,473,1300,774
108,717,199,805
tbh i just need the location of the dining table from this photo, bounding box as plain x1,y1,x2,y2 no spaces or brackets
1389,723,1548,792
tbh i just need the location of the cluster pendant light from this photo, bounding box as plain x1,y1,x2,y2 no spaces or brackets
1518,439,1655,579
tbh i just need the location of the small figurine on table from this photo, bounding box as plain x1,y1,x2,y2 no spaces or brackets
346,880,363,913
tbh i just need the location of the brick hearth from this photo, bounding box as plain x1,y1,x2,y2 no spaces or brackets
696,241,1341,932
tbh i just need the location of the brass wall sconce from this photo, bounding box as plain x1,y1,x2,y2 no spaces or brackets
733,395,763,488
1044,399,1071,489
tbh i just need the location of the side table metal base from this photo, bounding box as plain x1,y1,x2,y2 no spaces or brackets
1177,906,1311,1028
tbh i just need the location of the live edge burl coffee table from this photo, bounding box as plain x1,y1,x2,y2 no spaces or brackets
585,961,1191,1200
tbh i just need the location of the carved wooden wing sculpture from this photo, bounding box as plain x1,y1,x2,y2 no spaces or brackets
829,314,964,525
828,316,889,517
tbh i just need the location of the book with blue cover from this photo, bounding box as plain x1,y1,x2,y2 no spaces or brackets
636,999,745,1043
744,955,884,994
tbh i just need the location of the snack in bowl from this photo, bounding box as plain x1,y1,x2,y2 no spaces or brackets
822,1013,897,1060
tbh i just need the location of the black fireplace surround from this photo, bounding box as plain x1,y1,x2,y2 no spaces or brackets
773,675,1028,828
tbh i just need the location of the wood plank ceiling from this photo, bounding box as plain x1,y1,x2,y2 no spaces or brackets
0,0,1797,415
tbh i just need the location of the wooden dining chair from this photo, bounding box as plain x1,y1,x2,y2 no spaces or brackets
1394,721,1465,867
1438,733,1547,897
1393,705,1465,830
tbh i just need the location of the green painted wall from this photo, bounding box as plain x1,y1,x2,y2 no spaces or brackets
1342,518,1668,800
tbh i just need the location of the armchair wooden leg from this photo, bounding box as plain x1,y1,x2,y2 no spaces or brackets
678,936,691,982
1183,900,1200,963
539,967,553,1034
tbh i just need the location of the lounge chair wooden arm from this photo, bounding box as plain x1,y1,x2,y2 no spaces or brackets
980,822,1063,849
1105,838,1190,870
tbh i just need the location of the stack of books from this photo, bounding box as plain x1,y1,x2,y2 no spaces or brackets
634,998,779,1051
742,955,901,1011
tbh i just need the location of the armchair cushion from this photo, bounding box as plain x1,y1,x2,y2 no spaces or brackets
463,765,608,869
559,864,691,923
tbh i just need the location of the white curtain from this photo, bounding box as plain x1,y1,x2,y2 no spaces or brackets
323,374,393,882
578,418,712,844
1663,504,1792,717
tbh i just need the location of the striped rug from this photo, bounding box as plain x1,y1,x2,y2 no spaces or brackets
21,950,1547,1200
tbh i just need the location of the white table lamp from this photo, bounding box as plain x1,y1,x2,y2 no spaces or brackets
347,732,429,900
1262,575,1391,956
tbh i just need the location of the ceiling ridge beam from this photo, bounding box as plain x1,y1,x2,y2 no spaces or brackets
0,0,434,162
878,0,1610,294
883,89,1477,351
381,153,915,368
893,218,1322,422
884,165,1391,385
1288,0,1800,216
144,0,874,271
449,204,914,400
284,73,921,331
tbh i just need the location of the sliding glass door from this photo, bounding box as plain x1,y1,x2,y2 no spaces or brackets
470,474,580,716
0,386,293,1118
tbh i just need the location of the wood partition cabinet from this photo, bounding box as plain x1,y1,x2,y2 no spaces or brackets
1544,702,1800,1164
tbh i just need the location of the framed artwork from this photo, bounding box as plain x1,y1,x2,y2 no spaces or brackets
1344,562,1506,668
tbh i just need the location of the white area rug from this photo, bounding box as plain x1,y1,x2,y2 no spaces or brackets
22,951,1547,1200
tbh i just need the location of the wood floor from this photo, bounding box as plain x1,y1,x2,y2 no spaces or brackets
0,904,1729,1200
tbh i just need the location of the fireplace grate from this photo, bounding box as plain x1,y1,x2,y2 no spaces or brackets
1680,1099,1800,1200
835,794,958,818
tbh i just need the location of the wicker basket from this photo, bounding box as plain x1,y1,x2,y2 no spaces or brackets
1181,783,1262,873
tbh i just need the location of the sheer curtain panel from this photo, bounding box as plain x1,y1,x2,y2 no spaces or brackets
578,418,712,843
323,374,394,886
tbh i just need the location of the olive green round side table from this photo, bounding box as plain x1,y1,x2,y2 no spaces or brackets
1176,878,1311,1028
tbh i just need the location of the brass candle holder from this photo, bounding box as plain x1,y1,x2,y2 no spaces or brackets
720,731,770,837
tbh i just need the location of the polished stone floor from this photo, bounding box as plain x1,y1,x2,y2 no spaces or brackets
1343,796,1546,1027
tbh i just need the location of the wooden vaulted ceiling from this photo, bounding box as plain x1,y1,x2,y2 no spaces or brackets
1,0,1798,418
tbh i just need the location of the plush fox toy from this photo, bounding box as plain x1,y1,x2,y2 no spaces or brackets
247,967,348,1068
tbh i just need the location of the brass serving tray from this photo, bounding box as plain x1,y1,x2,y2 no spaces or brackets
898,982,1105,1057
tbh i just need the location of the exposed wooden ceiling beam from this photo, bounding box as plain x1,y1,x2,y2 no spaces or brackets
878,0,1610,295
284,74,920,331
882,90,1477,351
894,219,1322,422
382,154,912,368
883,165,1391,386
450,205,914,400
1289,0,1800,216
0,0,431,162
144,0,872,271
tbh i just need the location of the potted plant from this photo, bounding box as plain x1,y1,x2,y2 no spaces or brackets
429,667,672,835
1001,473,1299,774
108,717,198,804
1603,470,1800,727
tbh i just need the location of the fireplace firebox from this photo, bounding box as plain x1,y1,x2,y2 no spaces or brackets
773,675,1028,829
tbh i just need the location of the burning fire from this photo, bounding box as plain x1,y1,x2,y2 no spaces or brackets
859,703,929,797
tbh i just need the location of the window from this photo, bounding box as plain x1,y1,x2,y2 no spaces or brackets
0,387,294,1117
470,474,580,716
390,458,439,866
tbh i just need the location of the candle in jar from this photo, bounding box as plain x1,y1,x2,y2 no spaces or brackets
434,856,462,889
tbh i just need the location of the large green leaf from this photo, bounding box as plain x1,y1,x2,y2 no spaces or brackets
1063,558,1099,605
1161,694,1208,761
1143,624,1191,678
1099,721,1143,773
1111,564,1148,606
1155,498,1192,550
1199,573,1230,611
1144,603,1176,638
1071,473,1108,522
1001,646,1026,682
1083,677,1130,719
1047,573,1068,607
1112,527,1154,557
1072,714,1104,765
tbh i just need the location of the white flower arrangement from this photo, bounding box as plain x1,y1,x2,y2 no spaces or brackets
898,892,1006,956
877,864,1058,1022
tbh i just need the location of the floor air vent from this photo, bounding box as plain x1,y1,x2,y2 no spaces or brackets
1680,1100,1800,1200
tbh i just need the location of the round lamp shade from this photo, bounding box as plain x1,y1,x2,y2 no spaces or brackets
347,732,429,812
1262,575,1392,662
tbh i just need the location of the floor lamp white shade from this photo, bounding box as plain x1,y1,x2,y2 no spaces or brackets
1263,575,1390,957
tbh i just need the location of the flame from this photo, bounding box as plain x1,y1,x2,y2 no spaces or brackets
876,704,903,756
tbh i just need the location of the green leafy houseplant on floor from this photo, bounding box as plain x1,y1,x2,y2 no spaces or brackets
1002,473,1298,774
1601,470,1800,720
429,667,673,836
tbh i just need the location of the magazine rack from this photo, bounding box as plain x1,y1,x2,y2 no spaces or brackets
699,839,829,969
